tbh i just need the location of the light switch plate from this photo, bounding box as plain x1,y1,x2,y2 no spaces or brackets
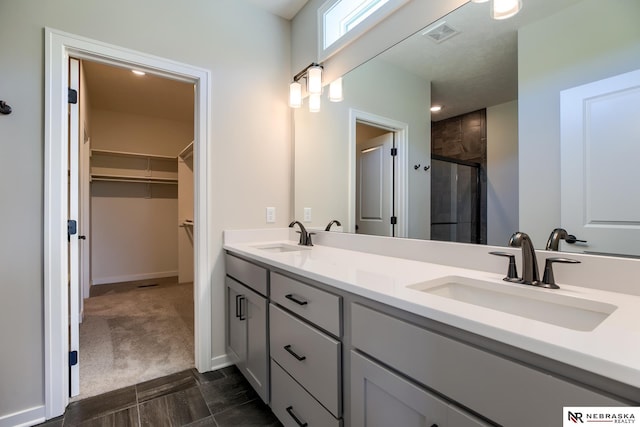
303,207,312,222
266,207,276,223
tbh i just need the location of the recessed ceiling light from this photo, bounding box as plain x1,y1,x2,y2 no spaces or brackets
132,70,146,76
430,105,443,112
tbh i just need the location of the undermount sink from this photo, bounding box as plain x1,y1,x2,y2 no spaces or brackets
408,276,617,331
252,243,310,253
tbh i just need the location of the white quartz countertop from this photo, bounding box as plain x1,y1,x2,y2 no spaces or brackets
223,235,640,391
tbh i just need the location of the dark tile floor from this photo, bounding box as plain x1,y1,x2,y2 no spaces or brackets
37,366,282,427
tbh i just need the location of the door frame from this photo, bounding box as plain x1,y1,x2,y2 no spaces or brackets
44,28,212,418
349,109,408,237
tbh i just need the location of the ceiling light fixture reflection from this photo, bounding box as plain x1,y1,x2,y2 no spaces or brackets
131,70,146,76
492,0,522,19
430,105,443,112
471,0,522,20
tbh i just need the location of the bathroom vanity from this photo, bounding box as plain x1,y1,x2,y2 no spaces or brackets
224,229,640,427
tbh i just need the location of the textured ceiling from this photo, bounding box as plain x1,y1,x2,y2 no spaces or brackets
83,61,194,123
377,0,582,121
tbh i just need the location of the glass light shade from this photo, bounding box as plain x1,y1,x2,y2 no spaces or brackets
492,0,522,19
307,65,323,95
309,93,321,113
470,0,489,2
289,81,302,108
329,78,343,102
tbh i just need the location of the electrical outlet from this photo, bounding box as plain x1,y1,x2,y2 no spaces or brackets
303,207,312,222
266,207,276,223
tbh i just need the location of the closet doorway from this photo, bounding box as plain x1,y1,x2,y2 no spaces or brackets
44,28,213,417
75,59,196,399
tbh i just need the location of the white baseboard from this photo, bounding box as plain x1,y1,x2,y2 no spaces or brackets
208,353,235,372
0,405,45,427
91,270,178,285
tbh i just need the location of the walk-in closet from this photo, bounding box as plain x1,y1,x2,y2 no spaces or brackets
75,59,196,398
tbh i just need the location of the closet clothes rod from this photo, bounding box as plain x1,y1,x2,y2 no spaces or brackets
91,176,178,185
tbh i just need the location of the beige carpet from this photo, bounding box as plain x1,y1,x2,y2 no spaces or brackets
77,280,194,399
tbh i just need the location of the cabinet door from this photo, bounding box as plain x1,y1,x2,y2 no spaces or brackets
226,276,269,403
350,351,447,427
226,277,246,366
244,287,269,403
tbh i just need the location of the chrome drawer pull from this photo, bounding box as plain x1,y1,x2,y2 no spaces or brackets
286,406,308,427
284,344,306,361
285,293,308,306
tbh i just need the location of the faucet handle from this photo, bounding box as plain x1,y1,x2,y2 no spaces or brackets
307,232,315,247
540,257,581,289
489,251,519,282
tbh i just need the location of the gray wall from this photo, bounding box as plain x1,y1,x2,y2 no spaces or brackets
518,0,640,248
294,59,431,238
487,101,518,246
0,0,291,420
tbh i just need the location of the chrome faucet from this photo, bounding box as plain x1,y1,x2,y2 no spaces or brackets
325,220,342,231
508,232,540,285
289,221,314,246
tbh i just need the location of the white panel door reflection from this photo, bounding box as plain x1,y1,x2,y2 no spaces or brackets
561,68,640,256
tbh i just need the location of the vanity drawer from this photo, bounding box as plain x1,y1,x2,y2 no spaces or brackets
270,304,341,417
271,272,341,336
271,359,341,427
351,303,622,427
225,253,268,296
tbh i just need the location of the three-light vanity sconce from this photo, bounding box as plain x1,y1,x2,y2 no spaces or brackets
289,63,343,112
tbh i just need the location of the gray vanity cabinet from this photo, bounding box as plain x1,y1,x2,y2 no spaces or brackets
350,351,488,427
269,272,343,426
225,255,269,404
223,250,634,427
350,303,622,427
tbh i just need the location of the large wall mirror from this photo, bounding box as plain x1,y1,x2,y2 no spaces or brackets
294,0,640,257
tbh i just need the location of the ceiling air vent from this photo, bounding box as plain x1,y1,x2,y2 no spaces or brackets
422,22,459,44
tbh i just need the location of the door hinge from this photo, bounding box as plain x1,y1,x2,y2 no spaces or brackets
390,147,398,156
69,350,78,366
68,220,77,236
391,216,397,225
68,88,78,104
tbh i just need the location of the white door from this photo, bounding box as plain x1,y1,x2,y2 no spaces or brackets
561,68,640,257
80,134,91,311
356,133,395,236
68,57,81,397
